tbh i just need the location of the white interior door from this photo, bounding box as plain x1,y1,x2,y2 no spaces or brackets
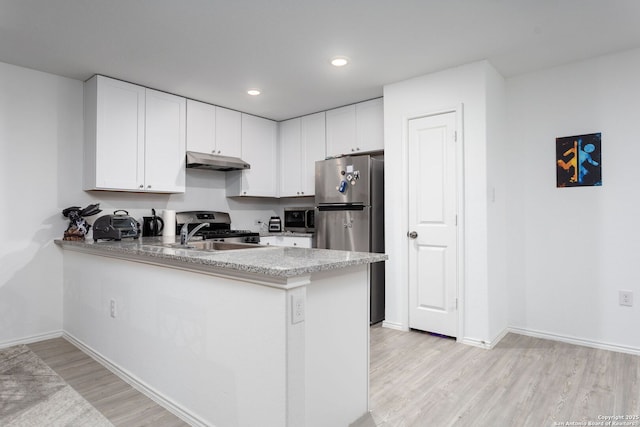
408,111,458,337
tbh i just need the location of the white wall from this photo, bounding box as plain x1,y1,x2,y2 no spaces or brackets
383,61,508,345
486,65,509,341
0,61,80,344
507,48,640,351
0,60,280,346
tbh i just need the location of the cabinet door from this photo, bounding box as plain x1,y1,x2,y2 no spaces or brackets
260,236,313,248
356,98,384,153
326,104,356,157
279,118,302,197
215,107,242,158
186,99,215,153
91,76,145,190
301,112,326,195
284,236,313,248
260,236,278,246
238,114,277,196
144,89,186,193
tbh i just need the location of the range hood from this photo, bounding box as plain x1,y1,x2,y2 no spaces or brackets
186,151,250,171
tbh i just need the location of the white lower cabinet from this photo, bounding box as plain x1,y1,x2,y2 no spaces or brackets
84,75,186,193
226,113,278,197
261,235,313,248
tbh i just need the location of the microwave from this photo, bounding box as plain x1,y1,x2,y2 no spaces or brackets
283,207,315,232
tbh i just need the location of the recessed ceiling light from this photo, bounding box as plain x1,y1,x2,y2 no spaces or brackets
330,56,349,67
247,89,261,96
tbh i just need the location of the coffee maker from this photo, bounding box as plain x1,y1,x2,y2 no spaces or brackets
268,216,282,232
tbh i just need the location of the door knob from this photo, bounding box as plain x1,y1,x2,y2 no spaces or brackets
407,231,418,239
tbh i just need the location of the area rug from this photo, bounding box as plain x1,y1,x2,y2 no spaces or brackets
0,344,113,426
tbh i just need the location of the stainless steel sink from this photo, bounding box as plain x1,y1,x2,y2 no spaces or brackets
158,241,266,251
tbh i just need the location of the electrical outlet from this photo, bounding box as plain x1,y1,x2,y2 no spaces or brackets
110,299,117,318
619,290,633,307
291,294,305,324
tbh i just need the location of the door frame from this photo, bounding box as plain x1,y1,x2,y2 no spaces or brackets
403,104,465,341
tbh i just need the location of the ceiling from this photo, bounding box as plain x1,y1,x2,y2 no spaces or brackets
1,0,640,121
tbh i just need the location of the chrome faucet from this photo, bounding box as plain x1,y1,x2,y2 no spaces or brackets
180,222,210,245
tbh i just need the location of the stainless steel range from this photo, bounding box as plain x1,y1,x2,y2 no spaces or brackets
175,211,260,244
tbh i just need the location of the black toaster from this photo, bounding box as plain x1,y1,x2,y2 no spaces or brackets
93,210,140,241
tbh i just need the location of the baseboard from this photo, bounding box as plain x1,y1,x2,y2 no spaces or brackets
508,326,640,356
63,332,209,427
0,330,63,350
459,337,492,349
457,327,508,349
381,320,408,331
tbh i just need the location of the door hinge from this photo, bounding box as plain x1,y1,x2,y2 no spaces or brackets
455,297,458,310
455,214,458,226
454,131,457,142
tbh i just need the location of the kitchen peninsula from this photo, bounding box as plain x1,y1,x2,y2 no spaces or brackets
55,238,386,427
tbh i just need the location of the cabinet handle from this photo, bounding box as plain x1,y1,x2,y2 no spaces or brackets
301,191,304,195
293,242,297,246
218,150,221,154
407,231,418,239
147,185,151,189
356,147,360,151
139,184,144,189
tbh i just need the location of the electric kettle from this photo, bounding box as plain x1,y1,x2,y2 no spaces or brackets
142,209,165,237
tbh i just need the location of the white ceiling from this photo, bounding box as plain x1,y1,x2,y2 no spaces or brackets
1,0,640,121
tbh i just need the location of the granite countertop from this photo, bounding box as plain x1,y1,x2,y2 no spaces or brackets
55,237,386,278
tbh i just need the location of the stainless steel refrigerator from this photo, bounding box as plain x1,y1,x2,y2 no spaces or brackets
315,154,385,324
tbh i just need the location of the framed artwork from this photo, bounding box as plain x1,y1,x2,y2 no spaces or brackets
556,132,602,187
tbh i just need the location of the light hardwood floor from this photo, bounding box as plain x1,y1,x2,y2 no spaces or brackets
369,325,640,427
25,329,640,427
28,338,188,427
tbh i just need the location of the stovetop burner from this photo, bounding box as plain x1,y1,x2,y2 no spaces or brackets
175,211,260,244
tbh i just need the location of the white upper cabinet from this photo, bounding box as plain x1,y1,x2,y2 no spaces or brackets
279,118,303,197
215,106,242,158
84,75,186,193
84,76,145,191
326,98,383,157
326,104,356,157
144,89,187,193
301,112,327,194
355,98,384,152
186,99,215,154
227,113,278,197
186,100,241,158
280,112,326,197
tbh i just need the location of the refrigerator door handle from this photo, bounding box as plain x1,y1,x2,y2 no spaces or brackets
317,204,365,211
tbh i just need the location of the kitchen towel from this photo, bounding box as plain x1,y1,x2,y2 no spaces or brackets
162,209,176,241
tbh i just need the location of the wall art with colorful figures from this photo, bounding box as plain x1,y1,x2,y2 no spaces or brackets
556,132,602,187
